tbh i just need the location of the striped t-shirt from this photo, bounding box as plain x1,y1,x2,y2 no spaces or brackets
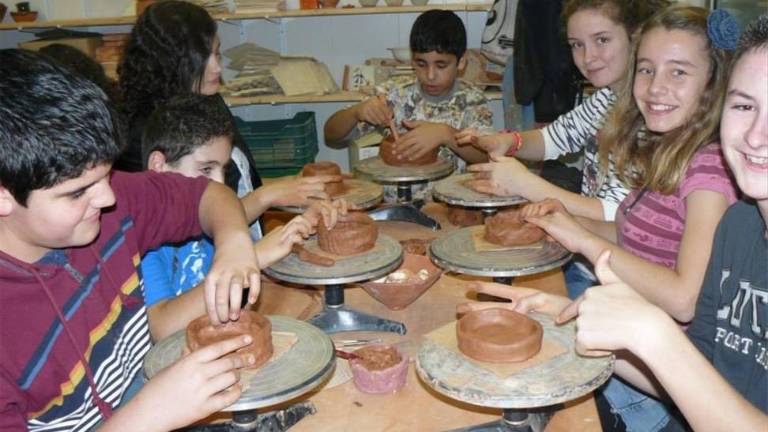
615,143,737,269
542,87,628,221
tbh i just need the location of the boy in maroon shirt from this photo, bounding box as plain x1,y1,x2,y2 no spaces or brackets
0,50,262,431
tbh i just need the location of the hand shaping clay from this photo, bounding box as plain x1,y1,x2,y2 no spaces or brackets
186,310,273,369
379,135,438,167
301,161,346,196
457,308,543,363
484,208,545,246
349,344,408,393
317,212,378,255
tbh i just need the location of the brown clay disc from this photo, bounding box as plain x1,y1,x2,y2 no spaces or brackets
301,161,346,196
484,208,545,246
317,211,378,255
379,135,439,167
186,310,273,369
457,308,543,363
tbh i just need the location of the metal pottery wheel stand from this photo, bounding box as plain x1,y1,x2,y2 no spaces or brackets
263,234,406,334
144,316,336,432
355,156,453,230
429,226,571,287
416,313,614,432
433,173,528,222
274,178,383,214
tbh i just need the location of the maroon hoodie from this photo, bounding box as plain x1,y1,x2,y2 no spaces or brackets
0,171,209,431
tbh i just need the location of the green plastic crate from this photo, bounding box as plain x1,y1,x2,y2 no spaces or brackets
235,112,318,178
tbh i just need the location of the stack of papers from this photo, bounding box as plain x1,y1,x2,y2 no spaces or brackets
234,0,284,13
220,43,282,97
188,0,230,14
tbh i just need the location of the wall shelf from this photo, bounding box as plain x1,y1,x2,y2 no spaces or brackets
0,3,490,30
225,89,501,106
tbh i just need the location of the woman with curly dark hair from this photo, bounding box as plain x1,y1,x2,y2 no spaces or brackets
118,0,337,228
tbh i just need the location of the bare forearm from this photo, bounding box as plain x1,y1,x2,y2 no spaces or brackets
520,174,605,220
575,217,617,242
198,182,253,251
515,130,546,161
241,187,272,223
147,284,206,341
579,237,700,321
324,105,360,143
640,323,767,431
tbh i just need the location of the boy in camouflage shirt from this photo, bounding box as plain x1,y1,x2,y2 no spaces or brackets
324,9,494,201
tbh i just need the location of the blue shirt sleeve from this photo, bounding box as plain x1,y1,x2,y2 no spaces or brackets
140,245,178,306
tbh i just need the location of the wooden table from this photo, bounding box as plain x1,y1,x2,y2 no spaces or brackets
262,203,602,432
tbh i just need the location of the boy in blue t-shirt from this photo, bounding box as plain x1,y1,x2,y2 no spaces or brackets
140,94,345,340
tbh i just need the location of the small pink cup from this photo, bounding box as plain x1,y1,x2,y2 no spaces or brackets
349,344,408,394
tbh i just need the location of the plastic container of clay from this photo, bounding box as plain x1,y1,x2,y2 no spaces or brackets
349,344,408,394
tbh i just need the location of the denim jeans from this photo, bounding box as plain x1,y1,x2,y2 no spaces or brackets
600,377,684,432
563,259,597,299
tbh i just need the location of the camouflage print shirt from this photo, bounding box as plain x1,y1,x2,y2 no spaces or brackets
350,77,495,202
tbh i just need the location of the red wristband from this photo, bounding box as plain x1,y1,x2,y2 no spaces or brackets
503,130,523,156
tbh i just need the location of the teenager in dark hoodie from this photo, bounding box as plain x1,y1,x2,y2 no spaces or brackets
0,49,263,431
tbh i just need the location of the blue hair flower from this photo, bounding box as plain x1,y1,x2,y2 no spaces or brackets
708,9,741,51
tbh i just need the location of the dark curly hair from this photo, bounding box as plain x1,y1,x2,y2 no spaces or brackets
142,93,234,169
119,0,217,130
0,49,121,206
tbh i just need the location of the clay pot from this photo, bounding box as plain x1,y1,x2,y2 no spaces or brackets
186,310,273,369
301,160,346,196
361,253,442,310
410,0,429,5
10,10,35,22
447,206,484,227
320,0,339,8
379,134,438,167
350,344,408,394
317,211,378,255
384,0,403,5
358,0,378,6
457,308,542,363
484,208,545,246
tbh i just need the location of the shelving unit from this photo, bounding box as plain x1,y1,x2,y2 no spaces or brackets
0,3,491,30
224,89,501,106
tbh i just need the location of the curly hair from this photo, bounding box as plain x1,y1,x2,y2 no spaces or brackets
142,93,234,168
598,6,731,194
118,0,217,128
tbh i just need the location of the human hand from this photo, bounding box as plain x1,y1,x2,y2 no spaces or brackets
556,251,668,357
457,281,571,317
205,233,261,324
262,175,342,208
303,198,349,231
525,208,594,254
141,335,255,431
464,156,533,197
393,120,452,161
519,198,567,219
255,216,313,268
455,129,512,158
355,94,393,127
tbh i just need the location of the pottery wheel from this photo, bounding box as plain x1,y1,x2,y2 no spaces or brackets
263,234,403,285
433,173,527,208
275,179,384,213
416,312,614,408
144,316,335,411
430,227,571,277
354,156,454,183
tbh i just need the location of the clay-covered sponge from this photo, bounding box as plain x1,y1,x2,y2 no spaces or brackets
301,160,346,196
484,208,545,246
379,134,439,167
350,344,408,394
457,308,543,363
186,310,273,370
317,211,378,255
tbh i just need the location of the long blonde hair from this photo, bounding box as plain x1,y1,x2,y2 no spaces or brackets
599,6,731,194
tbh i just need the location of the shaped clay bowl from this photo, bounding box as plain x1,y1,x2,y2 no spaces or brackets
484,209,545,246
379,135,438,167
186,310,273,369
317,211,378,255
457,308,542,363
350,344,408,394
11,11,37,22
361,253,442,310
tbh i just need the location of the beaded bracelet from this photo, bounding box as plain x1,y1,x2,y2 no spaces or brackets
501,130,523,157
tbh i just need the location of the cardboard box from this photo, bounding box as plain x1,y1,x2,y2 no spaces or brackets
19,37,103,59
